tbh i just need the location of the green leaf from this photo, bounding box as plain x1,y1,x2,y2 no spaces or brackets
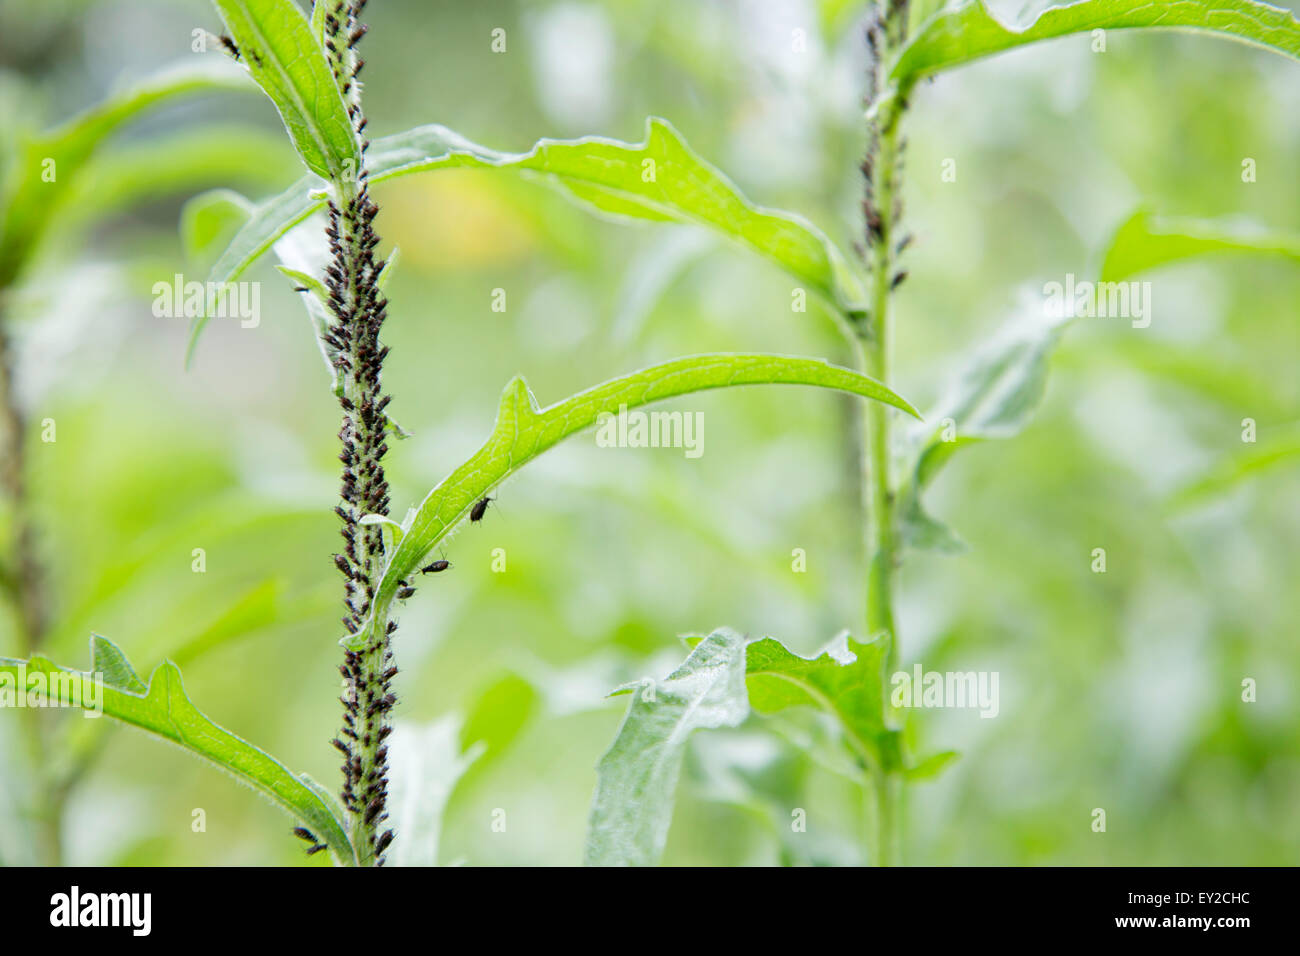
459,674,539,762
167,578,283,667
585,628,750,866
62,125,290,229
1167,421,1300,512
211,0,358,181
348,353,919,650
746,631,901,770
1100,209,1300,282
893,0,1300,85
586,628,903,865
0,60,253,289
905,750,961,781
0,635,354,864
182,188,255,265
898,316,1068,553
189,117,866,357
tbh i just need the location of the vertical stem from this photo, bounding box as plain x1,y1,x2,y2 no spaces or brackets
855,0,912,866
0,314,63,866
321,0,397,867
0,319,47,653
861,108,902,662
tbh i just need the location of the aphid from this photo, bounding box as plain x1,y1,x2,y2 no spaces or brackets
306,843,328,856
396,585,415,600
217,34,240,60
469,496,493,522
293,827,317,844
420,559,450,574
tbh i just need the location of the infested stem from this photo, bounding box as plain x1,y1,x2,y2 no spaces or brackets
0,314,64,866
854,0,912,867
0,319,47,654
320,0,397,867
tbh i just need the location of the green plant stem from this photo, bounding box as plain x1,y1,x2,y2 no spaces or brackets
0,314,64,865
871,767,901,866
322,0,396,867
853,0,913,867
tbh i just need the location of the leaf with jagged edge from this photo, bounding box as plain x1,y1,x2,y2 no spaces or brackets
745,631,902,771
210,0,358,181
1100,209,1300,282
187,117,866,360
0,635,355,865
343,353,919,652
893,0,1300,86
0,60,252,289
586,628,907,865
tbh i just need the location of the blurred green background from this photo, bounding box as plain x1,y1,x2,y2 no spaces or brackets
0,0,1296,865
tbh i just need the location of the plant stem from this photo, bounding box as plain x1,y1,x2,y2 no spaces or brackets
0,319,47,653
320,0,398,868
0,314,64,865
854,0,912,866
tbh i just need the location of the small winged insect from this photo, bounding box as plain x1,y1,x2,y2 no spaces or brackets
420,559,450,574
469,496,493,522
217,34,240,60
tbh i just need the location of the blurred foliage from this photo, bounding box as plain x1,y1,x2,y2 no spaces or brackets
0,0,1297,865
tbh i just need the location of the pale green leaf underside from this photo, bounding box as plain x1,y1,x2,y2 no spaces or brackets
388,719,483,868
1100,209,1300,282
0,636,353,864
586,628,905,865
585,628,750,867
893,0,1300,84
189,117,865,359
348,353,918,649
212,0,357,181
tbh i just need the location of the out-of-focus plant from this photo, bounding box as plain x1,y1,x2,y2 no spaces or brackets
579,0,1300,866
0,52,280,864
3,0,1297,868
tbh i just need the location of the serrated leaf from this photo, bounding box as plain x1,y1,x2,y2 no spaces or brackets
893,0,1300,85
1100,209,1300,282
348,353,919,650
585,628,750,867
0,60,252,289
0,636,354,864
188,117,866,358
746,631,901,770
211,0,358,181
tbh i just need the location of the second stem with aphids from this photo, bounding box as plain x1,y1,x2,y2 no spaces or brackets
856,0,914,867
